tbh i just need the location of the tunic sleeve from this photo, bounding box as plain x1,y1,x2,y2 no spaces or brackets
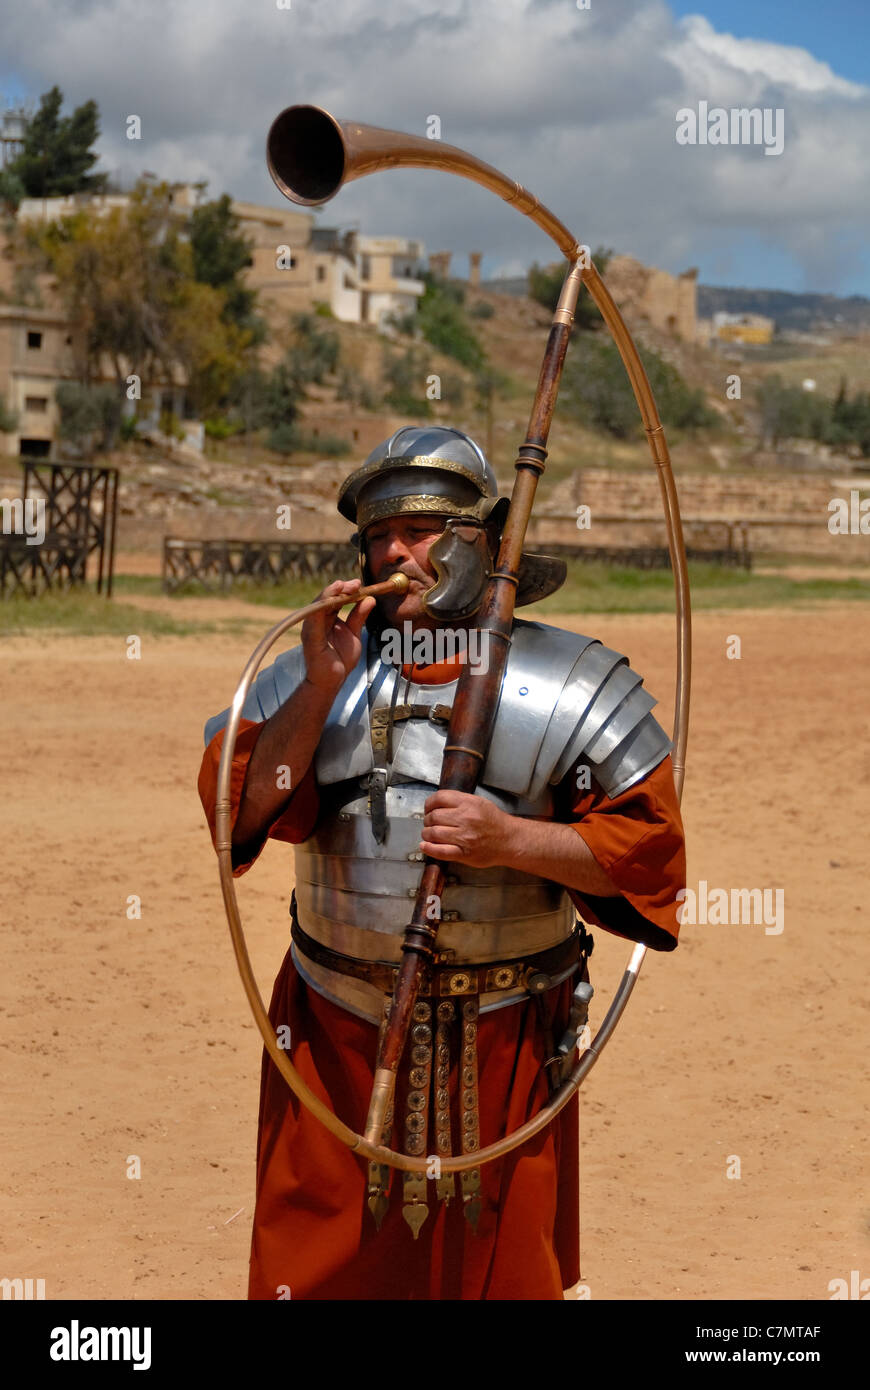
554,753,686,951
197,717,321,877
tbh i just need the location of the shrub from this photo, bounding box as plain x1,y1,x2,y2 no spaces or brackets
55,381,121,453
415,273,484,369
158,408,186,440
756,375,870,456
562,336,715,438
381,347,435,416
204,416,243,440
267,423,349,456
289,313,340,381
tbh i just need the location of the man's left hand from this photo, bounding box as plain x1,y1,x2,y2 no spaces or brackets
420,790,515,868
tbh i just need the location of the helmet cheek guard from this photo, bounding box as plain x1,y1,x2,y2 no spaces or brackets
342,428,567,619
421,517,492,621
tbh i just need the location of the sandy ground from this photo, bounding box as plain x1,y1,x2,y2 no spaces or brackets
0,602,867,1302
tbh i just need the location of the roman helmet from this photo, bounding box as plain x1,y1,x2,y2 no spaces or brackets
337,425,566,620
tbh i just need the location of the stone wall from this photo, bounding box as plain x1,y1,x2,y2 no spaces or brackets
605,256,698,343
528,469,870,559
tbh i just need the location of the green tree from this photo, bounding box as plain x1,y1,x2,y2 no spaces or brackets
822,379,870,456
188,193,263,340
9,86,106,198
756,375,827,448
415,272,485,369
55,381,120,455
285,313,340,383
563,336,715,439
29,180,252,418
0,169,25,214
381,347,433,417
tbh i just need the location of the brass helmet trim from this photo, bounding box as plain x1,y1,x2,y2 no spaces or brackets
358,493,481,529
338,454,490,523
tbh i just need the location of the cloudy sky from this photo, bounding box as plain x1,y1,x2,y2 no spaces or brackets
1,0,868,295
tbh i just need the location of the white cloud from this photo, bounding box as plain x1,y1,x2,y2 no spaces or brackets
2,0,868,292
670,14,864,99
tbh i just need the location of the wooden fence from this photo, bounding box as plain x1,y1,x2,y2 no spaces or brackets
162,533,750,594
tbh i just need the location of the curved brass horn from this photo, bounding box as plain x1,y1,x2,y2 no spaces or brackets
266,104,583,258
215,105,692,1176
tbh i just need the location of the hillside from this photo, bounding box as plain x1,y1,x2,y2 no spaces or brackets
3,250,868,568
697,285,870,335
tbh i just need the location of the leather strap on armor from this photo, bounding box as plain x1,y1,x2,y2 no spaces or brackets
291,906,589,998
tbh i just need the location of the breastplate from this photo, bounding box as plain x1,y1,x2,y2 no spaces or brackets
292,775,577,1023
295,775,575,961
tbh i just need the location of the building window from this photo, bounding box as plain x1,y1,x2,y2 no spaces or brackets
316,266,326,282
19,438,51,458
24,396,48,412
27,331,43,350
361,255,371,281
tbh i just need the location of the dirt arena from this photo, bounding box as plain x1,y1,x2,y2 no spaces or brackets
1,600,867,1300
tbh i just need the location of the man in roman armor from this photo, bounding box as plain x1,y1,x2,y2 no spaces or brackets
198,424,686,1300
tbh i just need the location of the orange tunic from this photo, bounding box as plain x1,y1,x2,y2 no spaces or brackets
197,655,685,1300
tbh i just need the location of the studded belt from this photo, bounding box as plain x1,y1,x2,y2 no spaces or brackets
290,913,588,1000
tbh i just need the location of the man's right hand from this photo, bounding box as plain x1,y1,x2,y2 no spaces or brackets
301,578,376,695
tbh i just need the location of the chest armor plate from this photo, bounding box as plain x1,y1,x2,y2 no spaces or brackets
294,776,575,968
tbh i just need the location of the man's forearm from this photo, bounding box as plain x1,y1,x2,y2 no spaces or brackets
232,677,338,847
502,816,621,898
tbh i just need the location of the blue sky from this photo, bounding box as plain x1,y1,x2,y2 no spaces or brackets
669,1,870,86
1,0,868,298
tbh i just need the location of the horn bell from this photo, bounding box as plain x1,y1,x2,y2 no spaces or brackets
266,104,449,208
266,105,348,205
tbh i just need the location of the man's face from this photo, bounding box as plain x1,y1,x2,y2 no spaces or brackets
364,513,447,628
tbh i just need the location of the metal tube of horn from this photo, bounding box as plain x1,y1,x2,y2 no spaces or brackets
267,104,583,259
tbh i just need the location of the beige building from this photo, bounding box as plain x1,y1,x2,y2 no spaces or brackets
712,311,774,345
233,198,321,311
233,208,425,328
0,299,193,459
1,186,427,455
356,235,426,328
16,185,200,225
14,185,426,327
0,305,81,457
